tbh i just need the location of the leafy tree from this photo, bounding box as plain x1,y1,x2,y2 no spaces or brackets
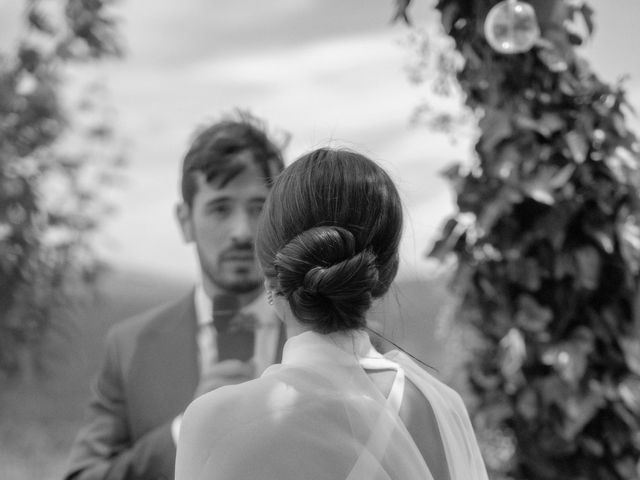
0,0,123,377
395,1,640,479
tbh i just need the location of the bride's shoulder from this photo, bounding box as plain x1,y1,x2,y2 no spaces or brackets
187,376,254,415
177,373,312,480
181,374,291,438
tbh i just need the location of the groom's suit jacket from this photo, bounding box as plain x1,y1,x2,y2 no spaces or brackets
64,292,284,480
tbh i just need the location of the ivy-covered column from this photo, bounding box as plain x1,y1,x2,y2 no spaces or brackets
396,1,640,479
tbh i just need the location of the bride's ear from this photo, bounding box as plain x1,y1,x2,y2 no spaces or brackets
273,295,289,320
264,279,292,323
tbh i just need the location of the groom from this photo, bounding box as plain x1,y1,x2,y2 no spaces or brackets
64,112,287,480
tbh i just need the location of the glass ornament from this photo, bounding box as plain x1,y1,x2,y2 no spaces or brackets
484,0,541,54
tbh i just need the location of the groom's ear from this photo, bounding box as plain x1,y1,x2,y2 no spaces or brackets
175,202,194,243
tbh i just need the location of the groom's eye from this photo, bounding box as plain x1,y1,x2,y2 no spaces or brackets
207,202,232,217
247,201,265,217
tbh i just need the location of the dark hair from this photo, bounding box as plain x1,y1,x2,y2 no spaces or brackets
256,148,403,334
180,111,285,205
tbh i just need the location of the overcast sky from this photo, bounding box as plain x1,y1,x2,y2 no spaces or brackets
1,0,639,282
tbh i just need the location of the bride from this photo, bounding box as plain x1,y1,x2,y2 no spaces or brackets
175,148,489,480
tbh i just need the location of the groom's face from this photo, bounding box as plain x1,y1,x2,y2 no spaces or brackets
177,152,270,294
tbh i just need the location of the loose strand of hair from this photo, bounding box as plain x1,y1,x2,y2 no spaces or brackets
364,325,438,374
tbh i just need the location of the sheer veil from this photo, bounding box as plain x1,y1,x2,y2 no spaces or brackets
176,329,488,480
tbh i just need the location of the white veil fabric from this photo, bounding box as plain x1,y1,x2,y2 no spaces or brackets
176,329,489,480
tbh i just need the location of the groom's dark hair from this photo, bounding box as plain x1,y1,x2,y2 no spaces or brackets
180,110,285,206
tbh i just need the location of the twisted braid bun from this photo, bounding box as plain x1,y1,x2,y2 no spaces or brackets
274,226,379,333
256,148,403,332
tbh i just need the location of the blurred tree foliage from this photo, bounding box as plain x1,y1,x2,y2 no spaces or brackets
0,0,123,377
395,1,640,479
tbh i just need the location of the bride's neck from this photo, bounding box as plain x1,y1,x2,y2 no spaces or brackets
284,319,313,339
272,298,314,339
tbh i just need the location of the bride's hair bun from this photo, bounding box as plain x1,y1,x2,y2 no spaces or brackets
256,148,403,333
274,226,379,333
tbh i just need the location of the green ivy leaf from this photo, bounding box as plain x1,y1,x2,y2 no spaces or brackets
28,8,56,35
541,328,594,386
620,338,640,377
583,224,615,254
617,208,640,276
439,1,460,34
521,165,574,205
516,387,538,421
392,0,412,24
470,361,503,391
518,112,565,138
499,328,527,381
477,187,520,233
605,151,632,185
566,130,589,163
619,376,640,416
428,216,466,260
578,3,595,37
559,387,605,441
537,43,569,72
611,112,628,138
479,108,513,154
573,246,601,290
481,399,514,425
439,162,465,193
613,455,638,479
610,146,640,178
579,436,605,457
491,143,520,180
612,401,639,431
515,294,553,333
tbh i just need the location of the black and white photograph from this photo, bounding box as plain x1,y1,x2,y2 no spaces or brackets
1,1,639,479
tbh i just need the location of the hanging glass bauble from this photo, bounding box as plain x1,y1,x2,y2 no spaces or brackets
484,0,541,54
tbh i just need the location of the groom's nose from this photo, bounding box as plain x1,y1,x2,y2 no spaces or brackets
229,208,253,245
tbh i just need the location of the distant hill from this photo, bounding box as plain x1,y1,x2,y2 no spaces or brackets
0,267,457,480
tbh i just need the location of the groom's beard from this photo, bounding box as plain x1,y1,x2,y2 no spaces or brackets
200,245,263,294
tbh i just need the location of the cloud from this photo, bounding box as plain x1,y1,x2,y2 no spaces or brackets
115,0,416,68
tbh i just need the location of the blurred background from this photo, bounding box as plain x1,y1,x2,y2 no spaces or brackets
0,0,639,478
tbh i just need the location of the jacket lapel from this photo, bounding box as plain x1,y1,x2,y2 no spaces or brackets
127,293,199,439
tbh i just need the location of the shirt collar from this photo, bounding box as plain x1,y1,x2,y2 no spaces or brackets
194,283,212,328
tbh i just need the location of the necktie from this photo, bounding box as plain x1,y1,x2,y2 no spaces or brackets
212,294,255,362
212,294,239,333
